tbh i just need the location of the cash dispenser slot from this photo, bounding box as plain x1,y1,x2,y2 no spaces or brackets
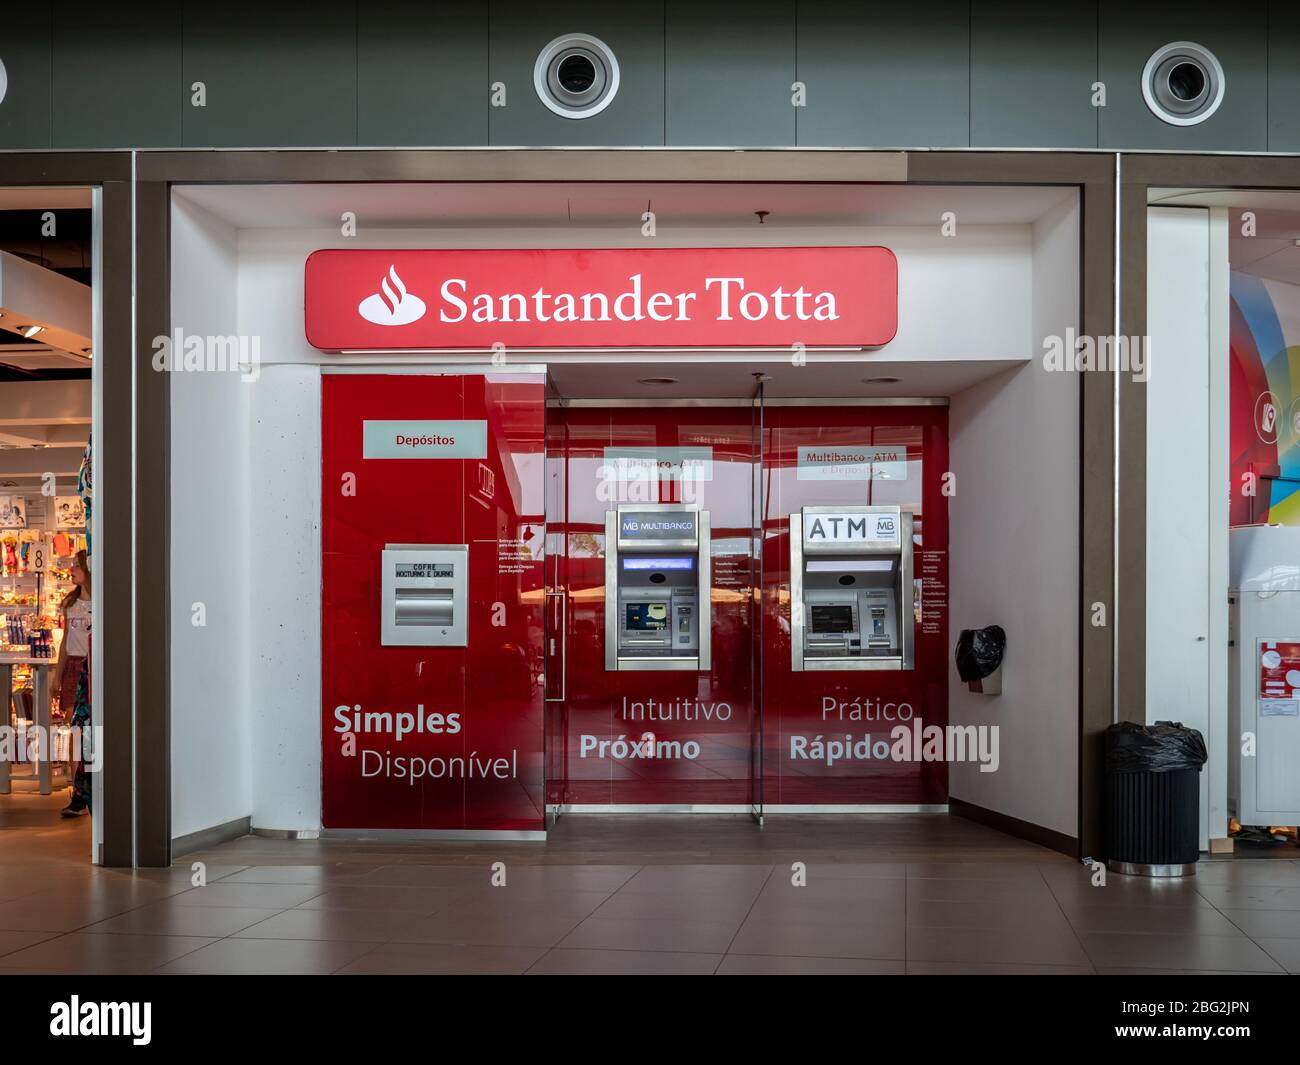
605,505,711,672
790,506,914,672
394,588,454,627
381,544,468,647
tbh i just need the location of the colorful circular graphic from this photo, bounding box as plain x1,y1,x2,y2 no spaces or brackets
1256,390,1280,445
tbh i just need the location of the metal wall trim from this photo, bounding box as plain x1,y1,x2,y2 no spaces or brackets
171,816,252,858
790,512,806,672
550,397,951,408
320,828,547,841
0,153,139,868
562,804,951,814
117,148,1120,861
133,177,171,868
762,804,950,814
136,148,910,185
563,804,755,814
321,363,550,376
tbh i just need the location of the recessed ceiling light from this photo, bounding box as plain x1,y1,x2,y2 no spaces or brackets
637,377,678,385
863,376,900,384
20,325,42,338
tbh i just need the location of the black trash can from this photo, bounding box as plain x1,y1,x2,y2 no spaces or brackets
1104,721,1207,877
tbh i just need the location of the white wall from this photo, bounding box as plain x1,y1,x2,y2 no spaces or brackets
169,198,253,840
1146,206,1229,851
946,195,1081,840
1208,208,1230,848
247,365,322,831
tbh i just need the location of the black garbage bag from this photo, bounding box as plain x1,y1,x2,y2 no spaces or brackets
1105,720,1208,773
954,625,1006,682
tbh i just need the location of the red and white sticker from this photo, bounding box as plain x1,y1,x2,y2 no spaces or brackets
1259,641,1300,700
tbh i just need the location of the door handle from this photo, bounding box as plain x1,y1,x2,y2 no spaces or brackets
545,591,567,703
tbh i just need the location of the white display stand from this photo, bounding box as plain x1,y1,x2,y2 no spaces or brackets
0,631,67,796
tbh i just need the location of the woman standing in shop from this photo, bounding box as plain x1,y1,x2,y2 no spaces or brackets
52,550,91,817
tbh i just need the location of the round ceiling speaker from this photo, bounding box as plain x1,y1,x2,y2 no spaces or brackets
1141,41,1225,126
534,34,620,119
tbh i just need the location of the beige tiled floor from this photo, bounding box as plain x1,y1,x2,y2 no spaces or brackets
1,802,1299,974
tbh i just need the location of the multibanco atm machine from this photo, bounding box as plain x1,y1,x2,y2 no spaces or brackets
604,504,711,671
789,505,914,671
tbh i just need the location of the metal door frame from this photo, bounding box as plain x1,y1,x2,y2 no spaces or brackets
0,152,135,867
121,147,1117,859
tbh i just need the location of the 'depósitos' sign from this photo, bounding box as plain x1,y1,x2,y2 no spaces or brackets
304,247,897,350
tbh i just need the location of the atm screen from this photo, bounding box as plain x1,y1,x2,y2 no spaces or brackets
626,603,669,631
810,604,855,634
622,557,693,571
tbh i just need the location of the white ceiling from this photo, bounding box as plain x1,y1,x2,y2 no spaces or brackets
1229,239,1300,286
1150,187,1300,287
0,379,90,486
174,181,1076,230
545,354,1025,400
1150,189,1300,213
0,343,90,372
0,190,94,363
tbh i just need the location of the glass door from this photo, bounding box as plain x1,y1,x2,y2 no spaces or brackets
544,408,569,824
749,386,765,825
545,403,760,814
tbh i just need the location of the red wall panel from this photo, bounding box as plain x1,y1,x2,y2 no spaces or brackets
760,406,949,806
320,387,946,826
321,372,546,831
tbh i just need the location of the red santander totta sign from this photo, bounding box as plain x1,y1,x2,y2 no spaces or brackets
304,246,897,351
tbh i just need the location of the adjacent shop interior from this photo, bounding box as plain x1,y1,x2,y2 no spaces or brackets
168,181,1082,854
0,188,96,861
1146,187,1300,859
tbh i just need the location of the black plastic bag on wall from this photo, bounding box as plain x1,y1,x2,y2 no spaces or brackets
954,625,1006,682
1105,721,1208,773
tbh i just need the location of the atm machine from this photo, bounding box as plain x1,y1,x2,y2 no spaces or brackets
380,543,468,646
1229,524,1300,827
789,505,913,671
604,504,711,671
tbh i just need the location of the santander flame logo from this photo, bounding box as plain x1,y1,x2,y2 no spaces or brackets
358,265,427,326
